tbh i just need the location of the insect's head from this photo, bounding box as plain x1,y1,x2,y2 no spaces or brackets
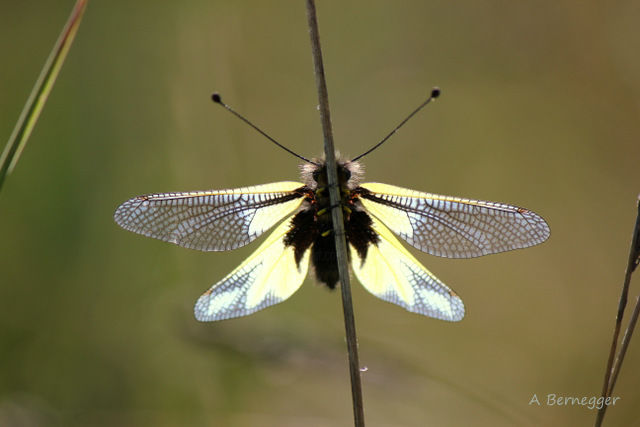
301,156,363,190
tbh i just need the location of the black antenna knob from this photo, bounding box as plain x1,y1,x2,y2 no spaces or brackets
351,87,442,162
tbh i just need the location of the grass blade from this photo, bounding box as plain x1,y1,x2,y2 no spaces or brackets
0,0,88,192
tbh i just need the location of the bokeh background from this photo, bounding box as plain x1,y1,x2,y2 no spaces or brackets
1,1,639,426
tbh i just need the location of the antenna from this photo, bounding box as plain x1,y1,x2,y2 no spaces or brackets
351,87,441,162
211,93,318,165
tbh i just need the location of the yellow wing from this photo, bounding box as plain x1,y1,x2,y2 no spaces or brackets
360,182,550,259
114,182,305,251
350,216,465,321
194,216,310,321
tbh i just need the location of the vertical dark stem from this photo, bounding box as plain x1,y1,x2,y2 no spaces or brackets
608,296,640,395
595,197,640,427
305,1,365,426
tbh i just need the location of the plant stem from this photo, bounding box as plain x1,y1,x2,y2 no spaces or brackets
0,0,87,193
305,1,365,426
595,197,640,427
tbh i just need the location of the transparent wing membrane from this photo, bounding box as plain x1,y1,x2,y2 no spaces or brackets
351,216,464,321
194,217,310,321
360,182,550,259
114,182,304,251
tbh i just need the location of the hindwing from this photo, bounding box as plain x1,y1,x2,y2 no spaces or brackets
350,216,465,321
194,217,310,321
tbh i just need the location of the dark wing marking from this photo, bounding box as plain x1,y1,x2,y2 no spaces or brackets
359,183,550,259
114,182,306,251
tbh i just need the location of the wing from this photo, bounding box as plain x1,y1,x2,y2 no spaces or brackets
114,182,305,251
350,216,464,321
359,182,550,259
194,216,310,321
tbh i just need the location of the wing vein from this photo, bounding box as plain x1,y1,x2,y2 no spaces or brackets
359,183,550,258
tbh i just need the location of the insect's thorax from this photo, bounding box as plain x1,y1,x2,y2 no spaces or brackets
284,160,378,289
312,162,352,229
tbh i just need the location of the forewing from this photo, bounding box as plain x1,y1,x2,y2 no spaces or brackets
351,216,464,321
194,216,310,321
114,182,304,251
360,182,550,259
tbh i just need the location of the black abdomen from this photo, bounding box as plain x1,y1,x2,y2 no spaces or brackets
283,161,379,289
284,202,379,289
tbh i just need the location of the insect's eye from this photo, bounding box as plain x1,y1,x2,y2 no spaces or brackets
345,169,352,180
312,171,320,182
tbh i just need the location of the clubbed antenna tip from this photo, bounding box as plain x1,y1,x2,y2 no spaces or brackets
209,92,316,165
351,86,442,162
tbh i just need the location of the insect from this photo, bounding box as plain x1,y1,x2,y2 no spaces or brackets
114,89,550,322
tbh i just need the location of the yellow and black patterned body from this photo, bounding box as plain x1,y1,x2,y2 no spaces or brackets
284,160,378,288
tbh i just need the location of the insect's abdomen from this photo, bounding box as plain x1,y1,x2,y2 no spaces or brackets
311,232,341,289
283,201,343,289
284,161,378,289
284,199,379,289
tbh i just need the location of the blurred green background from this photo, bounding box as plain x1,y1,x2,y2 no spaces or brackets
1,1,639,426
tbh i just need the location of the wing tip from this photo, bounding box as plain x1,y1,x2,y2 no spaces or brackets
408,299,465,322
113,196,147,226
193,293,222,322
441,293,465,322
519,209,551,241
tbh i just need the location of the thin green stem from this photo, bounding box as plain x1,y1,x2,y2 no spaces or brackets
0,0,88,193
